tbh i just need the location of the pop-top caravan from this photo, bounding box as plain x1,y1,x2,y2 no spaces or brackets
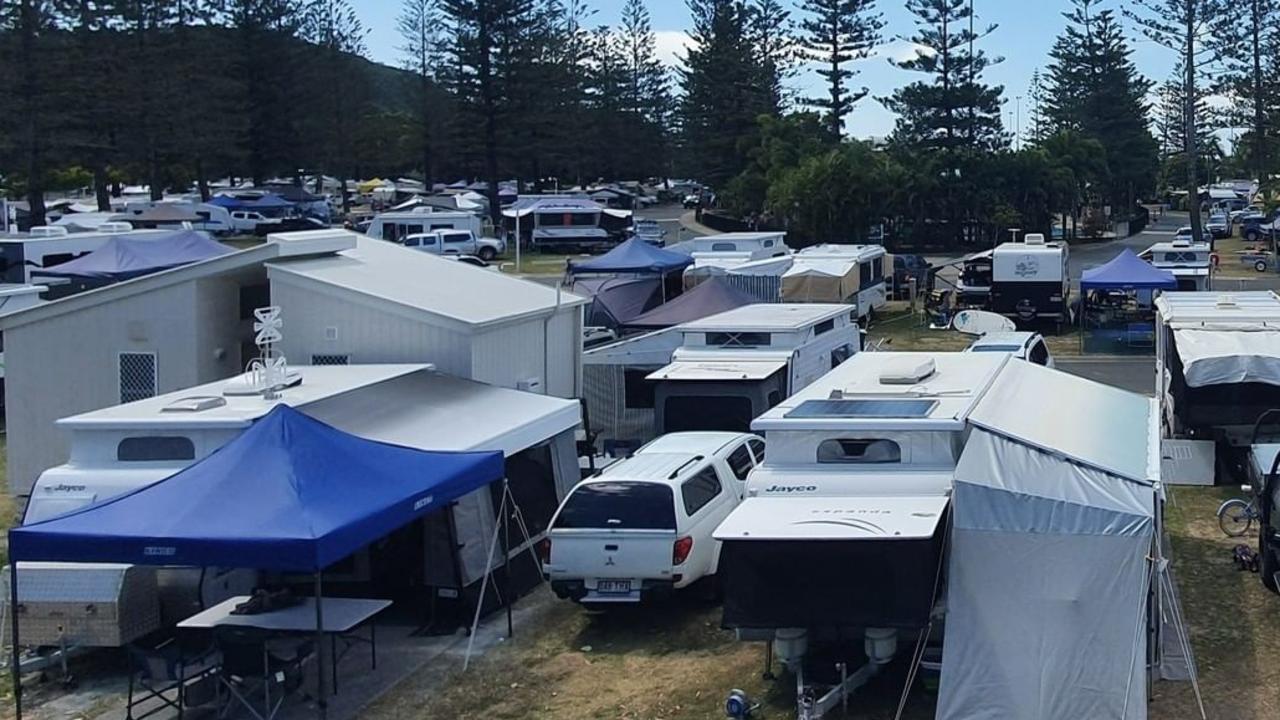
14,364,581,646
582,304,861,453
989,233,1070,325
1141,238,1212,292
1155,291,1280,485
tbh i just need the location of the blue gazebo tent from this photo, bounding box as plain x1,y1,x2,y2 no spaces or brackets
567,237,693,276
1080,249,1177,291
571,276,664,329
250,193,295,210
32,230,233,282
7,405,504,719
624,276,758,330
207,194,246,209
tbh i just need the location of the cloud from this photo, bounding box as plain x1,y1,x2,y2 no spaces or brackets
654,30,695,68
877,40,935,64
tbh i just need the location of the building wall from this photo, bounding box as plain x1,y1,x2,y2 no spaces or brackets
5,282,234,496
469,304,580,398
271,281,474,378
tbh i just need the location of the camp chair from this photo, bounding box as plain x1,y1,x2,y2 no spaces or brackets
125,632,221,720
214,626,313,720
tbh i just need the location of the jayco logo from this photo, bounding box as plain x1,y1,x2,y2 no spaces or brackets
764,484,818,494
413,495,434,511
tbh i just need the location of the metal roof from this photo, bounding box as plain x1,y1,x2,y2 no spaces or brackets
1155,291,1280,325
679,303,852,332
267,234,586,330
646,359,789,381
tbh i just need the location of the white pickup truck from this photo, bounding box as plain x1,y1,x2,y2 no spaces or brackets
541,431,764,604
402,229,506,261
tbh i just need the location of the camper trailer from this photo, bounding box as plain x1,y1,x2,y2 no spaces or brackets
1155,291,1280,485
582,304,860,453
1140,238,1212,291
956,249,994,307
989,234,1070,324
365,209,483,243
15,364,582,646
719,245,889,320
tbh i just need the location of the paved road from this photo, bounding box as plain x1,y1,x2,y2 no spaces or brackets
1056,356,1156,395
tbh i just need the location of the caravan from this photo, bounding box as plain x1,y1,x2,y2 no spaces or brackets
365,209,483,243
583,304,861,452
990,234,1070,325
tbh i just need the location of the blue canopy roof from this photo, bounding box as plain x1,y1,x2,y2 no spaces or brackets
571,276,663,329
8,405,504,572
208,194,245,209
624,276,759,330
33,230,233,281
1080,249,1177,291
251,193,295,210
568,237,693,275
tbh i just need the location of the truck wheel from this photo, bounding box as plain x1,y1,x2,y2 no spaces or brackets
478,247,496,261
1257,260,1269,273
1246,230,1260,242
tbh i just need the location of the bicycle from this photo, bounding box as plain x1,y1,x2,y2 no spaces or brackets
1218,485,1262,537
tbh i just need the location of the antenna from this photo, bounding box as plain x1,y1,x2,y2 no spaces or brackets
223,306,300,398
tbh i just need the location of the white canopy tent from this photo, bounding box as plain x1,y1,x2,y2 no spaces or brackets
935,361,1202,720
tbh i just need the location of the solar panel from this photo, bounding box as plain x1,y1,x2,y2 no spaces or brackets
784,399,938,419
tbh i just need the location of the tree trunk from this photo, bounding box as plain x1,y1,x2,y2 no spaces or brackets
1250,0,1267,185
479,9,501,230
19,0,47,227
1184,4,1203,244
196,158,211,202
93,161,111,211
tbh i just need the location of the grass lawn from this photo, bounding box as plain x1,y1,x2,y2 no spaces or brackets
1210,234,1279,280
361,486,1280,720
866,304,1084,357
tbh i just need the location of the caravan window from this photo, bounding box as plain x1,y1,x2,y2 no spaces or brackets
706,332,770,347
814,319,835,336
711,242,737,252
872,258,884,281
860,261,873,286
117,436,195,462
817,438,901,464
664,396,754,432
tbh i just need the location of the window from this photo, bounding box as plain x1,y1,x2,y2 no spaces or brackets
117,436,195,462
726,445,754,481
623,369,655,409
664,396,754,433
748,439,766,463
711,242,737,252
399,223,424,237
312,354,349,365
872,258,884,281
706,331,771,347
404,236,421,247
860,261,873,286
817,438,902,464
42,252,74,268
814,319,835,336
681,467,722,515
429,223,454,230
119,352,157,404
554,482,675,530
763,240,774,247
831,344,854,368
1029,341,1050,366
383,223,399,241
443,233,468,245
239,284,270,319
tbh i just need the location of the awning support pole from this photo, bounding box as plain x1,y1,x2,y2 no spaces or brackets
10,561,21,720
501,479,513,639
315,571,327,720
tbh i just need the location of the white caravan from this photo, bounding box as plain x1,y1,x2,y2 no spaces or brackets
582,304,861,453
16,364,582,647
989,233,1070,325
365,209,483,243
1140,238,1212,291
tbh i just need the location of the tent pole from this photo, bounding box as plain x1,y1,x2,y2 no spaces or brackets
10,561,22,720
315,571,327,720
502,480,513,639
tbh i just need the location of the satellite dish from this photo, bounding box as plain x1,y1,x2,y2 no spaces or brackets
952,309,1017,336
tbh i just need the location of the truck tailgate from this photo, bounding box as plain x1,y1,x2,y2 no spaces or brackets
547,529,676,600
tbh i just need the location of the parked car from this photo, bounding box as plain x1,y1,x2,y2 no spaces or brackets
1242,212,1280,243
229,210,281,234
402,229,506,260
682,193,702,209
1206,212,1232,240
891,254,931,299
252,216,327,236
965,331,1054,368
631,219,666,245
541,431,764,605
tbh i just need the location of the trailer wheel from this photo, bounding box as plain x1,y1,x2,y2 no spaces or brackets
1256,260,1269,273
1246,230,1261,242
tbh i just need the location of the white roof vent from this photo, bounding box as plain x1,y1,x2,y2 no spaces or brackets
1216,295,1239,309
28,226,70,238
879,357,937,385
1024,233,1046,245
162,396,227,413
98,221,134,234
1171,238,1192,248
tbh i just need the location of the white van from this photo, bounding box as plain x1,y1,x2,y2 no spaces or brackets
365,210,482,243
542,431,764,604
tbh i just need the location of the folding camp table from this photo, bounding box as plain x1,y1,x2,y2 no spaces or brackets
179,596,391,696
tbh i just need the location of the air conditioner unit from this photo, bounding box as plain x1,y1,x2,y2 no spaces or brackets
516,377,542,392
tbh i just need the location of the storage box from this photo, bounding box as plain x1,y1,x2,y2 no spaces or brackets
1,563,161,647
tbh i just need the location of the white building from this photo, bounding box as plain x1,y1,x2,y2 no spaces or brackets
1,230,586,496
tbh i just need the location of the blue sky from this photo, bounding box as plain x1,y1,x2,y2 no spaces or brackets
360,0,1186,142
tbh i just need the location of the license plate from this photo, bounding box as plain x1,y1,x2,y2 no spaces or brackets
596,580,631,593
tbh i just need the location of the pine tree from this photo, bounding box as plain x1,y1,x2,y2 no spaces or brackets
1214,0,1280,187
1126,0,1229,242
1025,69,1050,146
617,0,672,179
1042,0,1156,211
796,0,883,138
882,0,1005,154
398,0,446,189
4,1,59,223
745,0,794,116
680,0,776,188
301,0,368,207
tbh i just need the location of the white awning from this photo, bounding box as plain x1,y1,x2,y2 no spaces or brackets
1173,327,1280,388
646,359,787,382
714,495,949,541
